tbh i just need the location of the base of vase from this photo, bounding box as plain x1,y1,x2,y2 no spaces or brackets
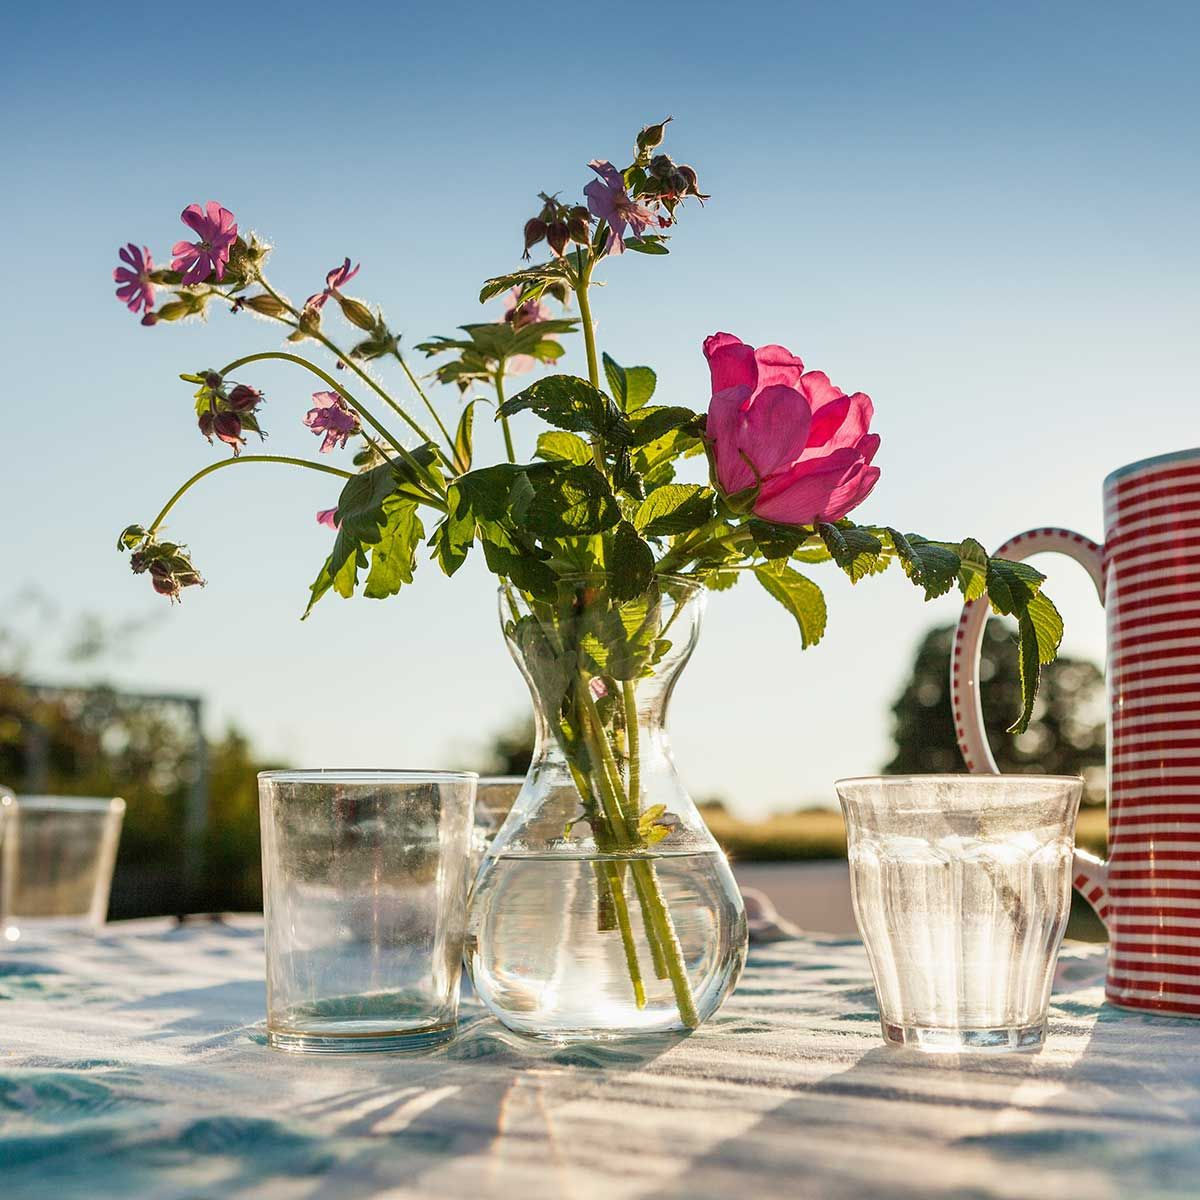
881,1020,1046,1053
267,1022,455,1054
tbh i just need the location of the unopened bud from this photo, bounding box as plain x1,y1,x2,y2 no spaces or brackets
213,412,244,454
244,293,289,318
649,154,675,180
204,372,222,388
226,384,263,412
198,411,214,440
567,206,591,244
637,117,671,153
336,294,376,331
523,218,547,259
546,221,570,257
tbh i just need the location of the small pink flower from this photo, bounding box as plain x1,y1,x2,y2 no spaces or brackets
304,390,360,453
584,160,662,255
316,507,340,529
114,243,156,314
305,257,361,310
703,332,879,526
171,202,238,286
500,286,552,375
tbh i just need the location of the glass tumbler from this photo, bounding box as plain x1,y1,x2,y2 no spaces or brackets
835,774,1083,1053
469,776,523,877
1,795,126,942
258,769,476,1053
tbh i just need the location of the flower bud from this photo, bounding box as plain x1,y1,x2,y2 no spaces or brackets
118,524,148,552
546,221,570,258
523,218,547,259
336,294,376,331
567,206,591,244
204,371,222,389
152,573,180,599
226,384,263,412
213,411,245,455
198,411,214,440
676,163,706,198
244,293,289,317
637,117,671,153
649,154,676,180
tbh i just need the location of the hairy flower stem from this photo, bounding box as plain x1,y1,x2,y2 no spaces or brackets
572,254,606,474
217,351,444,498
147,455,354,536
391,349,455,456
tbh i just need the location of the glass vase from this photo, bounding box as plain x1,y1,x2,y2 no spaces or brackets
466,574,747,1041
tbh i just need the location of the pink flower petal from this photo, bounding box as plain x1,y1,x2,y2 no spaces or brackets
704,335,758,395
753,344,805,392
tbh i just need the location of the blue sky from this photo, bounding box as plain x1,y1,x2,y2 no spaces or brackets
3,1,1198,814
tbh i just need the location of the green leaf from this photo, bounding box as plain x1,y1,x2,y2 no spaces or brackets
895,534,962,600
479,259,574,304
499,375,630,444
524,465,621,538
957,537,989,602
744,519,813,561
453,401,478,475
609,521,655,601
817,522,887,583
627,405,699,447
363,497,424,599
535,431,593,466
1026,591,1064,665
634,485,715,537
623,236,670,254
480,527,556,597
602,353,657,412
985,557,1046,615
753,564,828,649
1012,611,1042,736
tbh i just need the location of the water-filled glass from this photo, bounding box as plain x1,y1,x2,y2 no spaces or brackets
836,774,1083,1052
258,769,476,1053
1,794,125,941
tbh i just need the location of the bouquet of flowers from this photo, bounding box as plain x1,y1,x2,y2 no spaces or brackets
114,118,1063,1034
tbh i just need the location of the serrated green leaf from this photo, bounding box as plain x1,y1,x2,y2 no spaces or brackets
609,520,655,601
1010,611,1042,735
623,236,670,254
957,537,989,602
602,353,657,412
453,400,478,475
499,375,630,443
754,564,828,649
627,405,698,447
479,258,574,303
524,465,621,538
535,430,593,466
985,557,1046,615
899,535,962,599
363,497,424,599
1026,591,1064,665
634,484,715,537
817,522,887,583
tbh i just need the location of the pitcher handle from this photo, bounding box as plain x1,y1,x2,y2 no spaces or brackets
950,527,1110,926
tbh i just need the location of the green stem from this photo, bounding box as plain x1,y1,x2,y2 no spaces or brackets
494,366,516,464
392,349,455,455
622,679,641,806
572,254,606,474
217,350,444,498
578,677,699,1027
605,863,646,1009
148,455,353,536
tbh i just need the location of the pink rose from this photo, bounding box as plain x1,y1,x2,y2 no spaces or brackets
703,332,879,526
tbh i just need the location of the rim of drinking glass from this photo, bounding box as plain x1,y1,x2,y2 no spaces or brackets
258,768,478,784
836,772,1083,789
476,775,524,786
3,795,126,813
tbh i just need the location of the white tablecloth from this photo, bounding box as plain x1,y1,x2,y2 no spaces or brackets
1,918,1197,1199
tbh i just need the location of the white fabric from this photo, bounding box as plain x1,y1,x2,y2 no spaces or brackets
1,918,1198,1199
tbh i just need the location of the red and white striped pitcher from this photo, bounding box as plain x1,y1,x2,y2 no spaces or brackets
952,448,1200,1018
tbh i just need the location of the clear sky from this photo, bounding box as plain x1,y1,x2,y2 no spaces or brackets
3,1,1197,816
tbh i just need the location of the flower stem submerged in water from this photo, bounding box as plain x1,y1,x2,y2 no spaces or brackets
466,849,746,1041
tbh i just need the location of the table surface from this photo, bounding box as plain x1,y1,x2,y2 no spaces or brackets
1,918,1198,1200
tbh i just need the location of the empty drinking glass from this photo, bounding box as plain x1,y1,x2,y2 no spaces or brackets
1,795,126,941
835,775,1083,1053
470,776,523,876
258,769,476,1053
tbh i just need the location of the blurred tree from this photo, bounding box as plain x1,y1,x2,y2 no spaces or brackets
884,621,1106,804
472,717,535,776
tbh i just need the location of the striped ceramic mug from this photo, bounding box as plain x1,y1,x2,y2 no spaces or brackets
952,448,1200,1018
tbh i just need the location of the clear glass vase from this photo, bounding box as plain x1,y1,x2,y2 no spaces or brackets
466,574,747,1041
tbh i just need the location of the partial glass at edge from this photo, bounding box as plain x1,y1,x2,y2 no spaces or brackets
258,769,476,1053
835,774,1083,1053
1,794,125,941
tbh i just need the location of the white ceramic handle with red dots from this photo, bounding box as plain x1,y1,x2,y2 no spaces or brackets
951,528,1111,924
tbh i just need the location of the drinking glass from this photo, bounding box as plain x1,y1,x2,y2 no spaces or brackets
470,776,523,876
258,769,476,1053
1,795,126,942
835,774,1083,1053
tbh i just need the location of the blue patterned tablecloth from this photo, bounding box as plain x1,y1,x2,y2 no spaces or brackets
1,918,1198,1199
